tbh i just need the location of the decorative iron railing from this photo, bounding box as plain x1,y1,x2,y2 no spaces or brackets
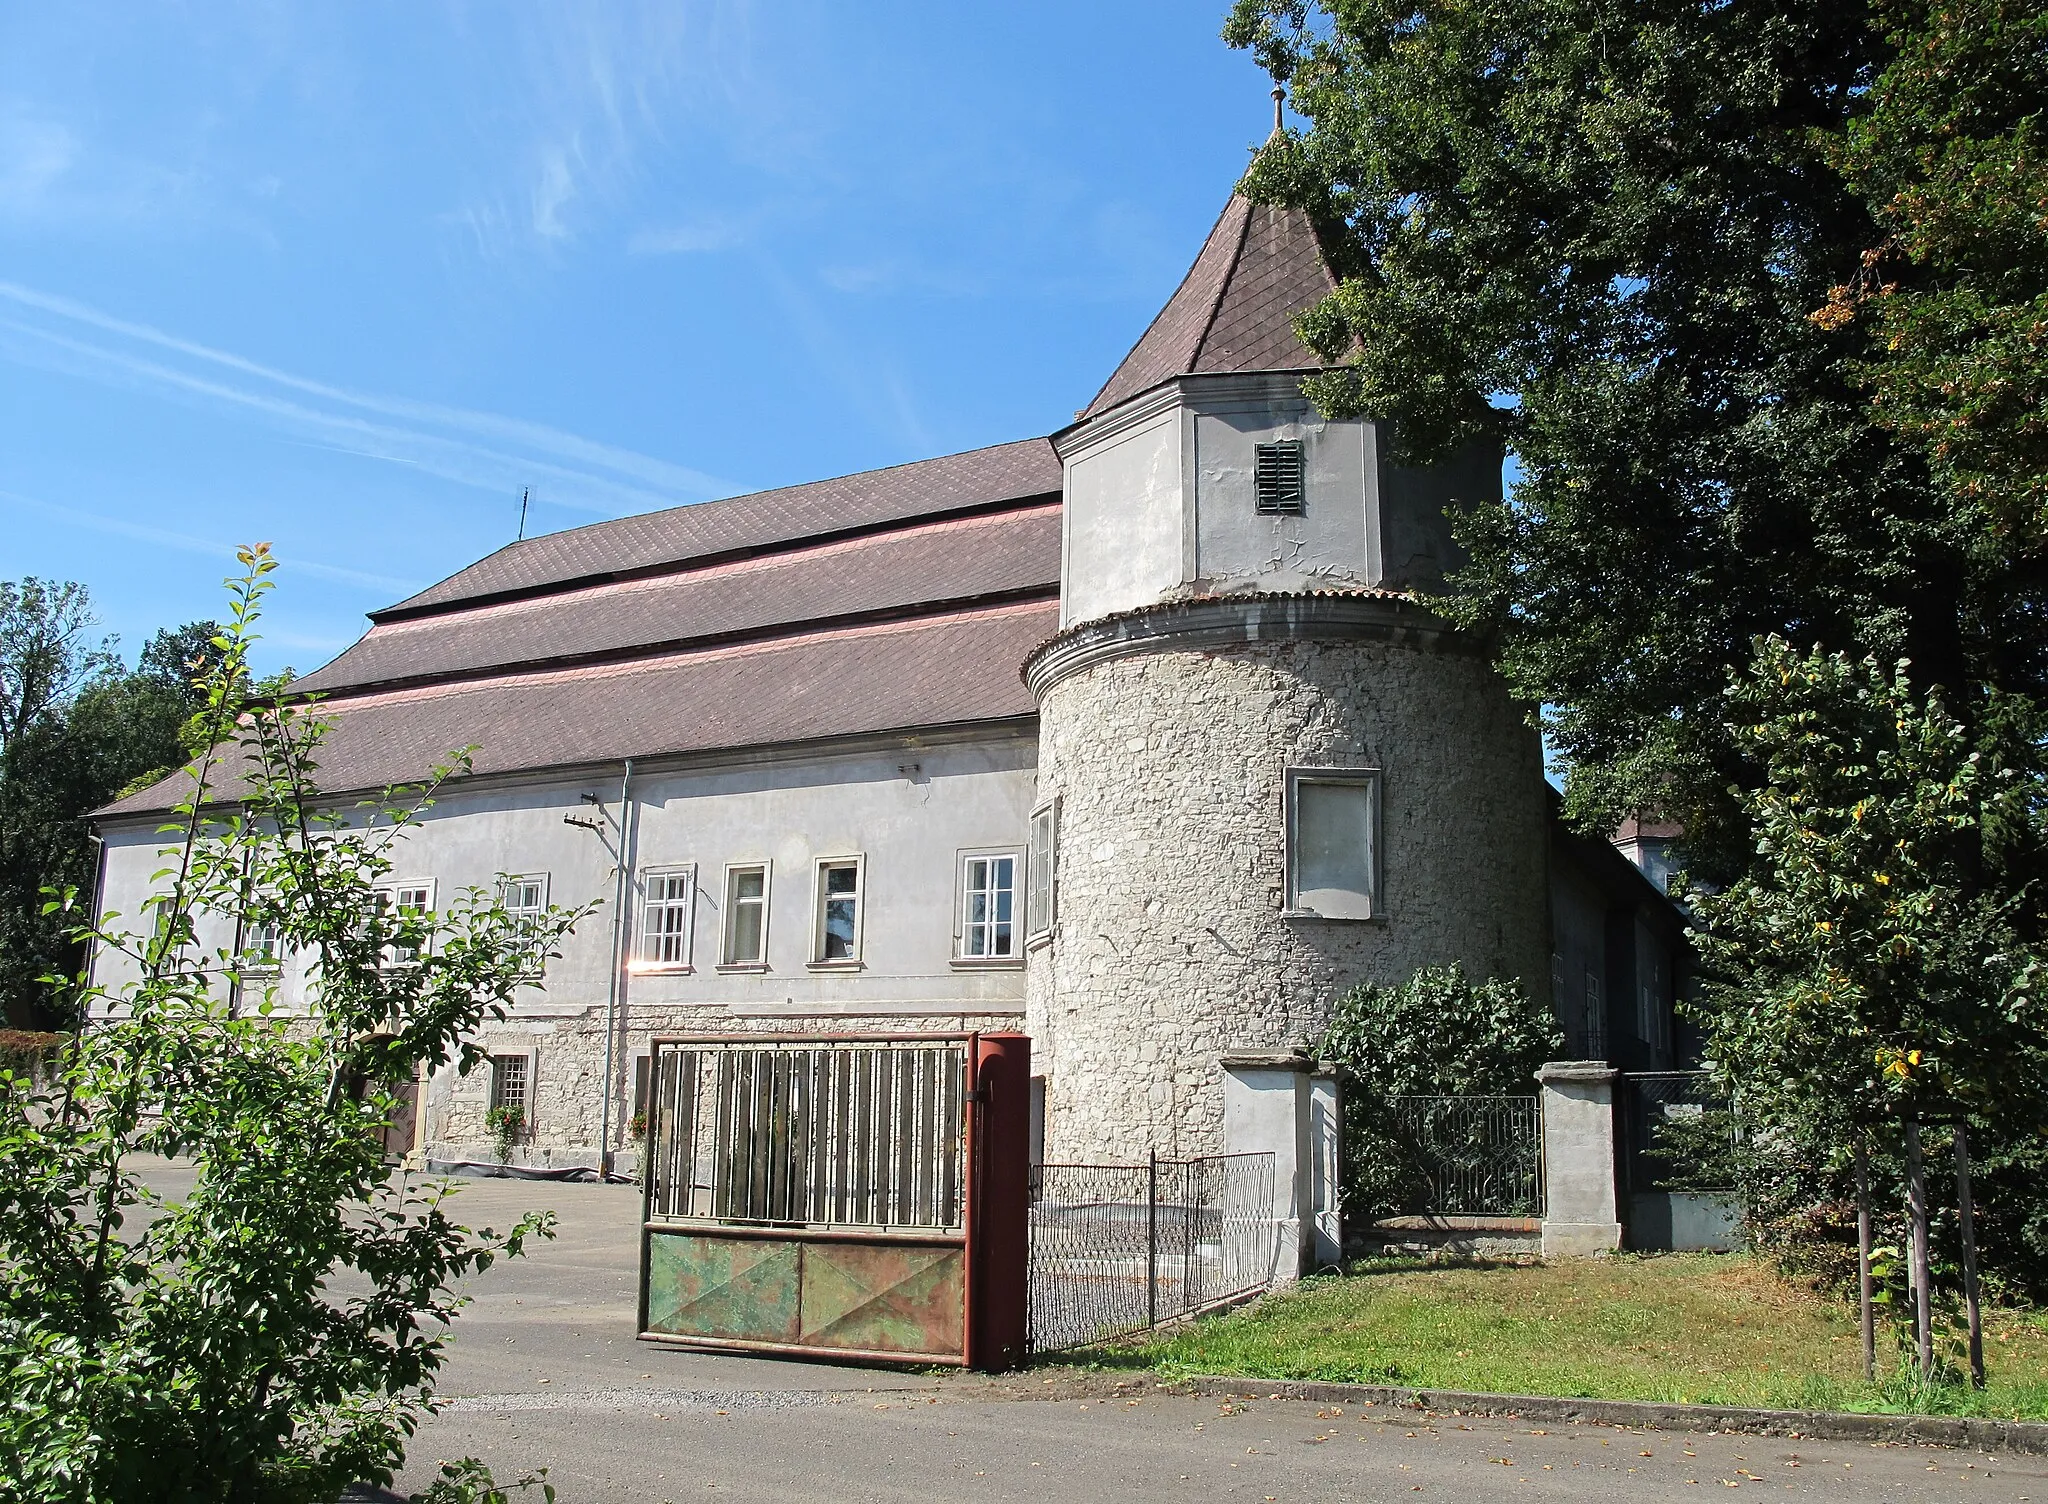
1620,1071,1735,1194
1026,1151,1276,1354
1368,1095,1544,1218
645,1038,967,1230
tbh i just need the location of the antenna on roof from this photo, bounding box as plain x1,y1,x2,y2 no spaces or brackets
1272,84,1286,136
517,487,530,542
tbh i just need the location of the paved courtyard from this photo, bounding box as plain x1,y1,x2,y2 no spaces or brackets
144,1162,2048,1500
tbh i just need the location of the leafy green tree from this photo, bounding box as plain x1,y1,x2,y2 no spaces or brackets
0,548,591,1499
1223,0,2048,1291
1317,963,1558,1220
1690,639,2045,1146
1820,0,2048,534
0,583,222,1027
1221,0,2047,887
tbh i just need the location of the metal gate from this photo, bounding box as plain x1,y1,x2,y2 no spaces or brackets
1620,1070,1740,1251
638,1033,1028,1366
1026,1151,1276,1354
1352,1095,1543,1221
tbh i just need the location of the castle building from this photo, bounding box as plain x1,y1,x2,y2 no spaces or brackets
93,152,1685,1172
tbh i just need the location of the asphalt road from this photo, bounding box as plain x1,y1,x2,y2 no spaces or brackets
136,1160,2043,1501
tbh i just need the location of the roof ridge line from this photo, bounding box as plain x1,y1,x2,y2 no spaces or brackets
305,585,1064,704
366,486,1059,626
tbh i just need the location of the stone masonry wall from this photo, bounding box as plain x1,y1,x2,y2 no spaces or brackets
1026,632,1548,1163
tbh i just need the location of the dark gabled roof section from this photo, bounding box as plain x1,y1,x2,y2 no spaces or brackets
293,503,1060,695
1082,189,1340,420
98,600,1057,818
377,435,1060,620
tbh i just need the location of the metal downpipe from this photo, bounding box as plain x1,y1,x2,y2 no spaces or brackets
599,757,635,1180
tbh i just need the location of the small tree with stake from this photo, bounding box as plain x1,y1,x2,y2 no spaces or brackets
0,547,592,1499
1687,637,2048,1385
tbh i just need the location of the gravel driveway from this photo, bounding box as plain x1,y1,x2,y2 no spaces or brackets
139,1160,2047,1501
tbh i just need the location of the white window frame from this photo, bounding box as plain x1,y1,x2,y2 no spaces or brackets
1282,766,1382,921
719,861,772,970
809,854,866,968
370,878,435,967
635,864,697,972
244,914,284,974
500,873,549,975
1026,799,1058,945
488,1049,534,1118
954,847,1024,966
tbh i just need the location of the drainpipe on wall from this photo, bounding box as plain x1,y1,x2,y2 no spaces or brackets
598,757,635,1181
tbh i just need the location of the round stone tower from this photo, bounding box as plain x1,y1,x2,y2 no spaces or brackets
1024,189,1549,1163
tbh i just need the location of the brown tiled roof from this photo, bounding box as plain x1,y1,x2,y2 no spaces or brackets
379,437,1060,618
293,503,1060,694
1083,193,1340,419
99,600,1057,817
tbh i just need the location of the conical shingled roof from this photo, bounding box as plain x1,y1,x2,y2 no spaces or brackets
1082,188,1340,420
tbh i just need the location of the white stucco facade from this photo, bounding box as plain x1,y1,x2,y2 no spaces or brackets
93,729,1038,1166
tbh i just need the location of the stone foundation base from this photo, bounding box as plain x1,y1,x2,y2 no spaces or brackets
1541,1220,1623,1257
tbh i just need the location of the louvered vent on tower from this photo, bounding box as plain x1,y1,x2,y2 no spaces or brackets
1255,441,1305,515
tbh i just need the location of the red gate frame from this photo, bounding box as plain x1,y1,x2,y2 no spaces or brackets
635,1030,1030,1371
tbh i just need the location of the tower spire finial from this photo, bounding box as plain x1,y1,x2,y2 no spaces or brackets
1271,83,1285,136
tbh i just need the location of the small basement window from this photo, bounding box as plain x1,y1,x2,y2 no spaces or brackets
1255,440,1305,515
489,1053,530,1115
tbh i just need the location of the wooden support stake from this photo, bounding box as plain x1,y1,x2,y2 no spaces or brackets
1905,1115,1933,1379
1955,1123,1986,1388
1855,1134,1875,1383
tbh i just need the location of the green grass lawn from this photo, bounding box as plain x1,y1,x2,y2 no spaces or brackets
1077,1254,2048,1421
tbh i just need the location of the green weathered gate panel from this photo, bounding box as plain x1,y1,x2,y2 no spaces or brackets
798,1241,964,1356
644,1232,800,1343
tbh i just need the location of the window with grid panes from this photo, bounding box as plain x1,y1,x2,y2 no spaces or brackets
960,853,1018,958
489,1053,529,1114
501,875,547,971
371,881,433,965
639,867,694,968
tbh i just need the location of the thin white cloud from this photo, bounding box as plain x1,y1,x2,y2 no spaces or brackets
0,279,725,497
0,488,425,596
0,280,739,516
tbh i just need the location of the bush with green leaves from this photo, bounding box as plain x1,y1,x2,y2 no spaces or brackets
1316,963,1559,1222
1684,637,2048,1372
0,547,593,1501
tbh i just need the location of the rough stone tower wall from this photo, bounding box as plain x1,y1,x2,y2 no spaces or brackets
1025,604,1548,1163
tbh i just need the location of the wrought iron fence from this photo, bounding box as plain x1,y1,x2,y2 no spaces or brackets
645,1038,967,1230
1027,1151,1276,1354
1357,1095,1543,1218
1621,1071,1735,1195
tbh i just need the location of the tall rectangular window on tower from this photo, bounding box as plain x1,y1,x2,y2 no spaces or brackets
1284,767,1379,920
1255,440,1306,515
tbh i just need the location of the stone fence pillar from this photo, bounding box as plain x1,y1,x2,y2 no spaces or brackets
1536,1060,1622,1257
1221,1050,1342,1280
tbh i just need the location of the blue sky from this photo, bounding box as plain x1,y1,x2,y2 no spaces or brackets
0,3,1276,677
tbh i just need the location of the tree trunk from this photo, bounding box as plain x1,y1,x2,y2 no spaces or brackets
1955,1124,1986,1387
1906,1114,1933,1379
1856,1134,1875,1383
